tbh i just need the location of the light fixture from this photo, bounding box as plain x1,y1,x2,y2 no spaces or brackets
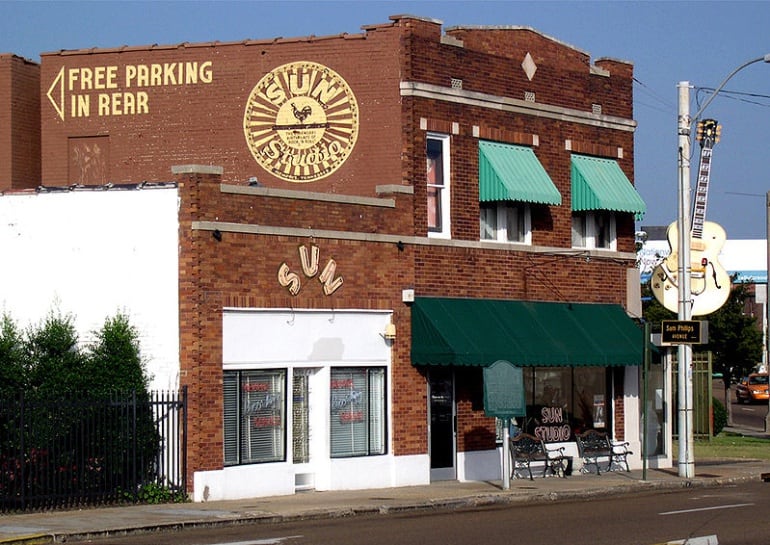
382,323,396,340
248,177,260,186
212,229,222,242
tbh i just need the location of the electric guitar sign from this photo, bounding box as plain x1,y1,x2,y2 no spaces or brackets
651,119,730,316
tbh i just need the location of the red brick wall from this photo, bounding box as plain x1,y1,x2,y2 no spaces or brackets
0,54,40,190
39,24,405,194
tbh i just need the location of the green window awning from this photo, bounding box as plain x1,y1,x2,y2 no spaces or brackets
571,154,646,220
411,297,643,367
479,141,562,205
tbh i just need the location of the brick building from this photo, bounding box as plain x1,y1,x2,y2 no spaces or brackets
0,14,665,501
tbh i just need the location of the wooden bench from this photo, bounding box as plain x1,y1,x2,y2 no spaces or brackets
509,433,568,480
576,429,632,475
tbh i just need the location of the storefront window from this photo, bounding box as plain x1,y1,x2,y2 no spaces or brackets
224,369,286,465
516,367,609,442
330,367,387,457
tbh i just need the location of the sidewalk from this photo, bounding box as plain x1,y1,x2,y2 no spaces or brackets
2,458,769,545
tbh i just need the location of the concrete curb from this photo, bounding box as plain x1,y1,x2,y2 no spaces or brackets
0,537,54,545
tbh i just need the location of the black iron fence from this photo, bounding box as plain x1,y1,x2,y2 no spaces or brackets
0,387,187,511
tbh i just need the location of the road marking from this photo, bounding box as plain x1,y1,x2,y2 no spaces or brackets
659,503,753,515
207,538,303,545
652,535,718,545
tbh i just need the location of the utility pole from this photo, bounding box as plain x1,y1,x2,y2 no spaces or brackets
676,81,695,478
674,54,770,479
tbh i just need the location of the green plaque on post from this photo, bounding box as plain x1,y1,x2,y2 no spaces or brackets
483,360,526,418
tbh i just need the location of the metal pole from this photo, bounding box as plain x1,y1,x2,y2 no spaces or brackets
766,192,770,433
677,81,695,478
502,419,510,489
642,321,650,481
692,55,770,121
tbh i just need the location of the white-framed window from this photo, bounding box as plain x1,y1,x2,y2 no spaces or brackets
330,367,387,458
571,211,616,250
224,369,286,465
480,202,531,244
427,134,451,238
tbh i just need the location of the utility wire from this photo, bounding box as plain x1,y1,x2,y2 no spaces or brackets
633,77,676,113
696,86,770,111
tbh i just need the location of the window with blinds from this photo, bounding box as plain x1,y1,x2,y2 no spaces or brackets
330,367,387,458
224,369,286,465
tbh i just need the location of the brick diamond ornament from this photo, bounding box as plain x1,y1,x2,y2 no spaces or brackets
522,52,537,81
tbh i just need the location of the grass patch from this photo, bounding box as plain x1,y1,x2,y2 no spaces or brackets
676,432,770,461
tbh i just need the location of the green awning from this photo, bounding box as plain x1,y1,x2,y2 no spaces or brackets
571,154,646,220
411,297,643,367
479,141,561,205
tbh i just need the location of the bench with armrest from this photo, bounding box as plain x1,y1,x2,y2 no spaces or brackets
576,429,632,475
509,433,568,480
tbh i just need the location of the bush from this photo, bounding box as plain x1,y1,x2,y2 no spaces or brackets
713,396,727,436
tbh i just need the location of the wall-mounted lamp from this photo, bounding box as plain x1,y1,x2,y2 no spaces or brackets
248,177,261,187
212,229,222,242
396,240,405,252
382,323,396,341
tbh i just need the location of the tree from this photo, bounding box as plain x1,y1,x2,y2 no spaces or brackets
83,312,159,486
23,309,86,396
83,312,150,395
0,314,25,396
643,278,763,385
641,283,675,333
703,281,763,383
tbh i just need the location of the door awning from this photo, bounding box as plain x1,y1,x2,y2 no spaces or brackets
411,297,643,367
479,141,562,205
571,154,646,220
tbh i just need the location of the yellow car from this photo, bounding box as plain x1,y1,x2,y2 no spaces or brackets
736,373,769,404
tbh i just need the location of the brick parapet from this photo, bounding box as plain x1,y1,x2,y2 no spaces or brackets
0,54,40,190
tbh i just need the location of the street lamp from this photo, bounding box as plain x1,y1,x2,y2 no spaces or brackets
676,54,770,479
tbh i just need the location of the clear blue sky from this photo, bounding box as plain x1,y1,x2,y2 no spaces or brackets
2,0,769,238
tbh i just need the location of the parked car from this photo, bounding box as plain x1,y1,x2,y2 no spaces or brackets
735,373,769,403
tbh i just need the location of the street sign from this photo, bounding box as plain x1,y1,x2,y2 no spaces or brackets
483,360,526,418
661,320,708,345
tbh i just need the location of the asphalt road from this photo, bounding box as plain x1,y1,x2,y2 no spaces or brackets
80,481,770,545
714,381,769,431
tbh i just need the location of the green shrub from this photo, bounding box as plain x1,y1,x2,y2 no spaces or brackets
713,396,727,436
136,482,188,504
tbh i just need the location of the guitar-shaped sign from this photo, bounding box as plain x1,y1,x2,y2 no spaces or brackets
650,119,730,316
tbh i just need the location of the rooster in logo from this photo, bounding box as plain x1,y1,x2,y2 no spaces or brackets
292,102,313,123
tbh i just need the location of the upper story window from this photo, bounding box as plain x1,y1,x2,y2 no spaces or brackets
427,134,451,238
480,202,531,244
478,140,561,246
570,154,646,249
572,211,616,250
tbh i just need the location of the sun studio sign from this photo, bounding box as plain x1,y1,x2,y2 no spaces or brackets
243,61,360,183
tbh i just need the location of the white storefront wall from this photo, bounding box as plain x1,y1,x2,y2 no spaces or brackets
197,308,429,501
0,188,180,391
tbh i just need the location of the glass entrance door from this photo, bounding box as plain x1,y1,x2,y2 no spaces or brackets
292,370,310,464
429,368,455,480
